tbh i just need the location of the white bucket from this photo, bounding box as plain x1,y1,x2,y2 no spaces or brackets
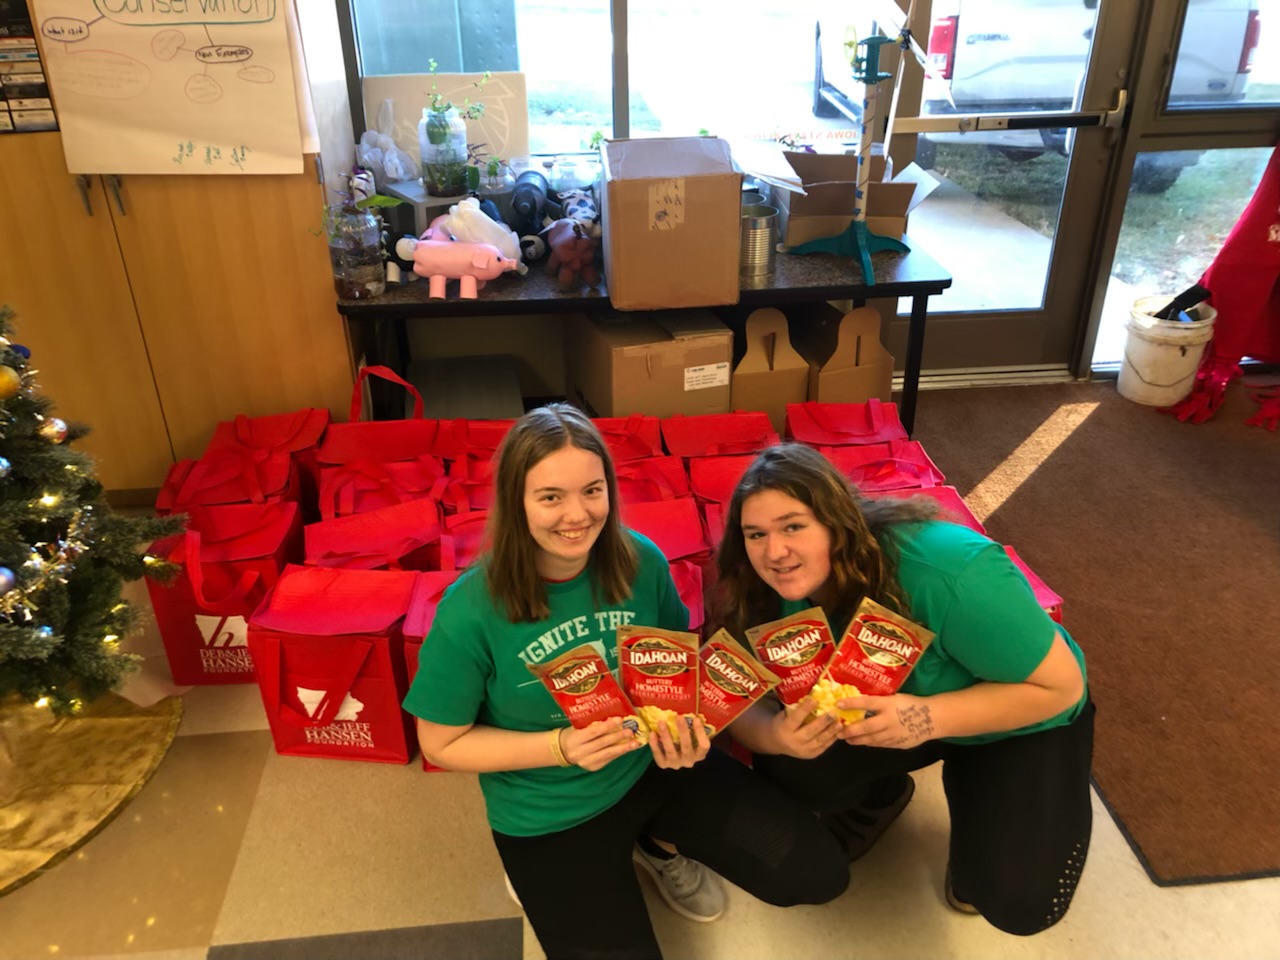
1117,296,1217,406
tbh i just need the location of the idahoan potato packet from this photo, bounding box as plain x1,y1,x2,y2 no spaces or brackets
697,629,782,735
746,607,837,706
617,625,701,738
824,596,935,699
527,643,646,742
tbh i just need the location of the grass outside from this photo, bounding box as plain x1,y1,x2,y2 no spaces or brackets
930,130,1273,296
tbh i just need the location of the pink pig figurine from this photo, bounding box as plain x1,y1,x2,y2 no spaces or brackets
394,236,521,299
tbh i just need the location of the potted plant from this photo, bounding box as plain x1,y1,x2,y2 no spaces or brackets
419,60,491,198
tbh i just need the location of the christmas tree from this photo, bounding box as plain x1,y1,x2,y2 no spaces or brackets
0,306,180,715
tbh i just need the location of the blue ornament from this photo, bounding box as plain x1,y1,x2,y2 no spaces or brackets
12,344,30,359
0,566,14,593
0,456,9,479
37,625,54,638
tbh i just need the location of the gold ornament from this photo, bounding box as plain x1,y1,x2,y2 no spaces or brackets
38,418,68,443
0,365,20,400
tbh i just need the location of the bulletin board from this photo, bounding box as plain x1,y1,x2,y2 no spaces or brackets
32,0,303,174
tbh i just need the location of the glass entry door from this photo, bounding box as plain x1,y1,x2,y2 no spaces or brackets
817,0,1147,376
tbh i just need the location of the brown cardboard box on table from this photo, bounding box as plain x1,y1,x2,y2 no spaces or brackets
601,137,742,311
731,308,809,434
566,311,733,418
790,303,894,403
772,149,938,247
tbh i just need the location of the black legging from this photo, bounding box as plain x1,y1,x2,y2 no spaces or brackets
753,699,1095,936
493,749,849,960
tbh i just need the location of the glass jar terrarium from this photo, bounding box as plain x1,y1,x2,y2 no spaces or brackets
323,204,386,300
478,159,516,225
419,106,468,197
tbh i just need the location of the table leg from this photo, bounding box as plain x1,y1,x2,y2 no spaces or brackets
900,294,930,436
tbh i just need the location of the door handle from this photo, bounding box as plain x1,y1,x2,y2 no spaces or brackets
895,88,1129,134
105,174,127,215
75,175,94,216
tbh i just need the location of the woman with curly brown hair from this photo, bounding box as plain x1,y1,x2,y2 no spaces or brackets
716,443,1093,937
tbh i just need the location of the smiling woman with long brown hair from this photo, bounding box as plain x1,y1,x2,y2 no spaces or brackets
402,408,847,960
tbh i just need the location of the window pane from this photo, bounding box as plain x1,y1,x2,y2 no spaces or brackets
1168,0,1279,109
1093,148,1272,365
626,2,857,142
516,0,614,152
352,0,612,154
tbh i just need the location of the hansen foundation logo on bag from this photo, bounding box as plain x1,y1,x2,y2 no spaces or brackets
194,615,254,673
295,687,375,748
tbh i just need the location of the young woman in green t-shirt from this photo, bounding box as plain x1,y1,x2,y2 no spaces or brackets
716,443,1093,936
403,407,847,960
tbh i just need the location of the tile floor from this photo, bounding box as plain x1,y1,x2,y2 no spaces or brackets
3,578,1278,960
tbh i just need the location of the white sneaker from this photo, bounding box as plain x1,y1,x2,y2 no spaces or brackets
632,845,726,923
503,871,522,909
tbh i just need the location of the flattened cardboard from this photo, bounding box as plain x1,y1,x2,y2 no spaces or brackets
731,308,809,433
566,311,733,418
601,137,742,311
790,304,894,404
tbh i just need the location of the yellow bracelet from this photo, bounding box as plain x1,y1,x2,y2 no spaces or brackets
548,727,571,767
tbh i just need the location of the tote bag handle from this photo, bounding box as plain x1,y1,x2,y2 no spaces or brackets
350,365,425,422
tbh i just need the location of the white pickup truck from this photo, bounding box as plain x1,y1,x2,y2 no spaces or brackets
814,0,1263,192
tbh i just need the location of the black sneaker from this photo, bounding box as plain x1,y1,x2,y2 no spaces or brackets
820,774,916,862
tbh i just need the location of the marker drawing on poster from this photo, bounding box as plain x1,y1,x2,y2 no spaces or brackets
34,0,301,173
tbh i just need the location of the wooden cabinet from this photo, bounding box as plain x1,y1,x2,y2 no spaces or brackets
0,133,353,492
0,133,172,491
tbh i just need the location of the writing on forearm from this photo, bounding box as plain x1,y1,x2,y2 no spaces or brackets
895,703,934,744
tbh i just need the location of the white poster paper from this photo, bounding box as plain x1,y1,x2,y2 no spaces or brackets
33,0,302,174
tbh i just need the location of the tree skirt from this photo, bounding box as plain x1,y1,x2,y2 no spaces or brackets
0,691,183,896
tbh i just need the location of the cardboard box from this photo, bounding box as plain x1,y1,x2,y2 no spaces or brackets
731,308,809,433
770,150,938,247
600,137,742,311
790,303,893,403
566,312,732,418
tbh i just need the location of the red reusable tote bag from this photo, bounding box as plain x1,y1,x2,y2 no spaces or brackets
156,447,299,515
433,418,516,462
315,366,444,466
870,485,987,536
615,456,691,506
784,400,908,446
305,497,442,571
439,454,498,514
621,497,709,631
593,415,664,462
248,565,419,763
317,456,446,520
687,455,757,549
206,408,330,518
660,412,779,458
147,502,303,685
418,509,489,571
818,440,946,492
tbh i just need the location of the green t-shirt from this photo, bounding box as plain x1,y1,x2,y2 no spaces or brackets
402,530,689,836
780,520,1087,744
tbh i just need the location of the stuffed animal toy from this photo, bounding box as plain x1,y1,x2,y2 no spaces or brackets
430,197,526,269
557,188,601,239
395,236,522,299
543,218,601,292
511,169,552,259
385,232,419,284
